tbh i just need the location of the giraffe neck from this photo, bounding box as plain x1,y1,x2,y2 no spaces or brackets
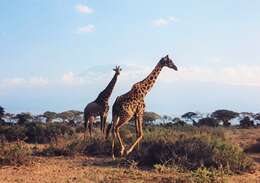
95,73,119,105
135,63,163,97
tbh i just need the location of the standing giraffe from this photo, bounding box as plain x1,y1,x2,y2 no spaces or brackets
84,66,122,138
107,55,178,159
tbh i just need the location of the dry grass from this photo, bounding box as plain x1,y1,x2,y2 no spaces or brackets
0,127,259,183
0,156,190,183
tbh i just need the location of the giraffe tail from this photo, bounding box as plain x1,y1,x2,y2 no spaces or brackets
105,123,112,139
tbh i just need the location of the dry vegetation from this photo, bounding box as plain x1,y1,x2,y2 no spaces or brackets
0,123,259,183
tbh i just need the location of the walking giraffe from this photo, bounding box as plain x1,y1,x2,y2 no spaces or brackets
106,55,178,159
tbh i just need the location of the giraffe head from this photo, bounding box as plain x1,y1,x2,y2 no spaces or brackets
113,66,122,75
159,55,178,71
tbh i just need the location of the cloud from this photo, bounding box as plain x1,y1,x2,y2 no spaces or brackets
61,72,87,86
77,24,95,33
75,4,94,14
61,64,260,88
61,72,85,85
153,16,180,27
159,65,260,87
62,72,75,83
1,77,49,88
2,64,259,93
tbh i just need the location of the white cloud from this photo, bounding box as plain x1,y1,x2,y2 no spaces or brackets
168,16,180,22
62,72,74,83
153,16,180,27
77,24,95,33
159,65,260,86
61,72,85,85
72,64,260,87
2,64,259,93
1,77,48,88
75,4,94,14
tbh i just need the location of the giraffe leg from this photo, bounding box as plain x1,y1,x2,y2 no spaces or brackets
114,116,131,157
100,115,104,133
126,113,143,155
88,116,94,137
112,127,116,160
111,115,119,160
84,115,89,141
135,115,140,150
102,114,108,134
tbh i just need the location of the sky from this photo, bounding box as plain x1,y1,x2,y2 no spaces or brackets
0,0,260,116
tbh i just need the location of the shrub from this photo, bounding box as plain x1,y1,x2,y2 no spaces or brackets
83,136,112,156
126,127,253,173
75,125,85,133
191,167,226,183
36,135,112,157
172,118,187,126
0,125,27,141
244,142,260,153
25,122,49,143
130,137,215,169
239,117,255,128
0,141,32,166
36,144,70,156
210,138,253,173
25,122,75,144
197,117,219,127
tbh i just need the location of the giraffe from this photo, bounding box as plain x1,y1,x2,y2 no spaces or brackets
106,55,178,159
83,66,122,138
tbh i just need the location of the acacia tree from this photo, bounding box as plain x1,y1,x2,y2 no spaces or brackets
16,113,33,125
130,111,161,125
182,112,198,125
211,110,239,127
143,112,161,124
43,111,57,123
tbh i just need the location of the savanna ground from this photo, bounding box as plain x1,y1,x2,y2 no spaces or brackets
0,126,259,183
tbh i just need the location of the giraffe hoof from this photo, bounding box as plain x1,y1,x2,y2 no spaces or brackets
112,155,116,160
126,150,132,156
120,148,125,156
